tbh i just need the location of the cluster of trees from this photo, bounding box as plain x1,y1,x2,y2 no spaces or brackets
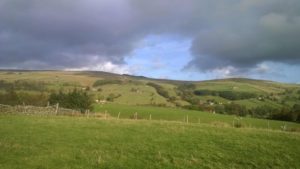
184,101,300,122
194,90,257,100
147,82,171,99
221,103,248,116
0,87,48,106
93,79,122,87
49,89,93,112
0,80,46,91
0,87,94,113
106,93,122,102
267,105,300,122
176,83,198,104
239,105,300,122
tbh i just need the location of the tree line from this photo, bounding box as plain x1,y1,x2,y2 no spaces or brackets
194,90,257,100
184,102,300,123
0,80,47,91
0,87,93,112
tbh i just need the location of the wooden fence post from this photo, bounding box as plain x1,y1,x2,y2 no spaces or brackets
186,115,189,124
55,103,59,115
23,102,26,114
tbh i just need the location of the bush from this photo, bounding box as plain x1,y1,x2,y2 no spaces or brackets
49,89,93,113
224,103,248,116
233,120,243,128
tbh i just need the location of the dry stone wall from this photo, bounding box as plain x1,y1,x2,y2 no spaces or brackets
0,104,77,116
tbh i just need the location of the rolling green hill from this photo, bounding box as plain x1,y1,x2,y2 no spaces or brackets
0,70,299,122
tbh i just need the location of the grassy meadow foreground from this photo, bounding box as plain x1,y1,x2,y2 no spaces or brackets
0,70,300,168
1,115,300,169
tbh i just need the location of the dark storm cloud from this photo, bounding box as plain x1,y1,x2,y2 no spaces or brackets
0,0,140,68
188,0,300,71
0,0,300,71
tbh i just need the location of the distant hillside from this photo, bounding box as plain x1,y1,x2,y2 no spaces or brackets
0,70,299,122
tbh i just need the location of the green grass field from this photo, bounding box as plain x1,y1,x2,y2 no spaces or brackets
0,115,299,169
94,103,300,130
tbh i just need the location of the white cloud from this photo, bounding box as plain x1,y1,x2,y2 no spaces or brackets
212,66,238,78
254,63,270,73
65,61,131,74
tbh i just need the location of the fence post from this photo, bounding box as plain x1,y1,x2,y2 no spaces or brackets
149,114,152,120
23,102,26,114
55,103,59,115
186,115,189,124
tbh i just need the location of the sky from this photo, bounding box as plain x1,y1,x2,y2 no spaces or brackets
0,0,300,83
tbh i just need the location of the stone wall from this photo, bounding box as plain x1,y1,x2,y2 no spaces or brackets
0,104,78,116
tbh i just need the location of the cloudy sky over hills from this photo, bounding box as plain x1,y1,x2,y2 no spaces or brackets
0,0,300,82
